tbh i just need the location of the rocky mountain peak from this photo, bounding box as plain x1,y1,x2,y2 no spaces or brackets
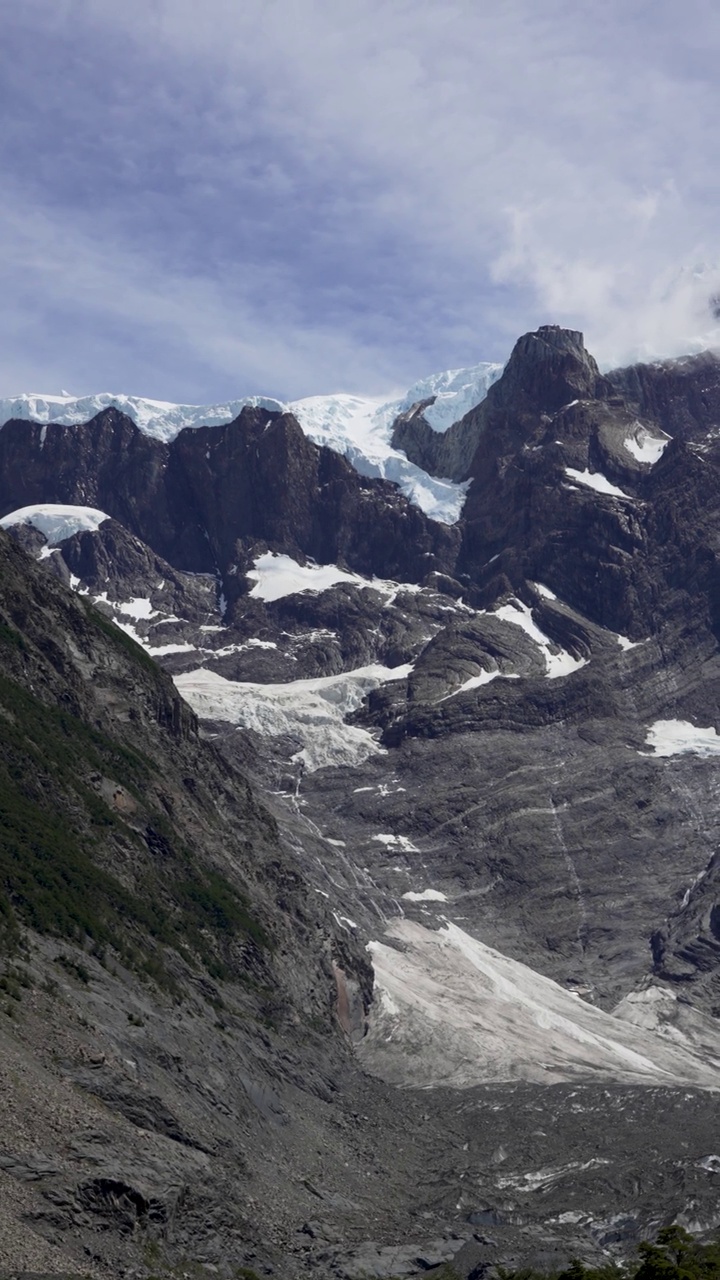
487,324,603,414
390,326,607,483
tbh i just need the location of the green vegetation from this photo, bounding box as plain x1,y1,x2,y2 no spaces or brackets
502,1226,720,1280
55,954,91,984
0,667,268,991
81,596,159,673
0,963,31,1001
0,620,27,653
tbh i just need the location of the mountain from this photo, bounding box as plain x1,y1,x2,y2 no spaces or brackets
0,359,503,525
0,526,395,1278
3,325,720,1277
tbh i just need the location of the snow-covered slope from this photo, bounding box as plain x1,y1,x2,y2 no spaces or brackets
394,361,503,432
0,361,503,525
0,392,285,440
247,551,423,604
361,919,720,1089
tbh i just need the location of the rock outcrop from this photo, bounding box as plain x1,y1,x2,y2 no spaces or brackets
0,406,460,604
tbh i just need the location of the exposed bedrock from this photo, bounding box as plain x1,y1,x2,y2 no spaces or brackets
0,407,459,598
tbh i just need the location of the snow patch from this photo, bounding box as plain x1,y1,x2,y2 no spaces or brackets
199,639,278,659
146,642,197,656
372,834,420,853
624,424,671,465
116,596,157,620
442,670,499,699
174,663,412,771
333,912,358,931
402,889,447,902
0,503,110,544
247,551,421,604
643,719,720,757
494,599,587,679
564,468,632,499
616,633,641,651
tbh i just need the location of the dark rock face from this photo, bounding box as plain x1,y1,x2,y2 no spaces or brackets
426,335,720,655
391,325,607,481
488,324,605,413
390,331,720,655
391,398,485,482
0,407,459,599
607,349,720,441
652,850,720,994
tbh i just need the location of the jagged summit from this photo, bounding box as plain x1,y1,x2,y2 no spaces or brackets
391,325,607,482
484,324,603,413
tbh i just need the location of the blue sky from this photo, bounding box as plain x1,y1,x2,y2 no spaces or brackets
2,0,720,401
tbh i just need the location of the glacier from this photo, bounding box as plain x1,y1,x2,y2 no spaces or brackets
0,361,503,526
174,662,414,772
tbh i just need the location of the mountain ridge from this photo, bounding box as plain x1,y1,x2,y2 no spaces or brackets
0,359,504,526
4,325,720,1275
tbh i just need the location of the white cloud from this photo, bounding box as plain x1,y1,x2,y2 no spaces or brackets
4,0,720,393
0,195,417,400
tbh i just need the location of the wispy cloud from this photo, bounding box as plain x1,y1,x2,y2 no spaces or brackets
2,0,720,397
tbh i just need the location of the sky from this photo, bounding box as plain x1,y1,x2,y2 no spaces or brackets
2,0,720,402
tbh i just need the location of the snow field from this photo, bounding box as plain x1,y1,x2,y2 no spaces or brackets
623,424,671,464
564,468,632,499
372,834,420,853
360,919,720,1089
0,392,284,441
287,392,470,523
401,889,447,902
247,551,422,604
